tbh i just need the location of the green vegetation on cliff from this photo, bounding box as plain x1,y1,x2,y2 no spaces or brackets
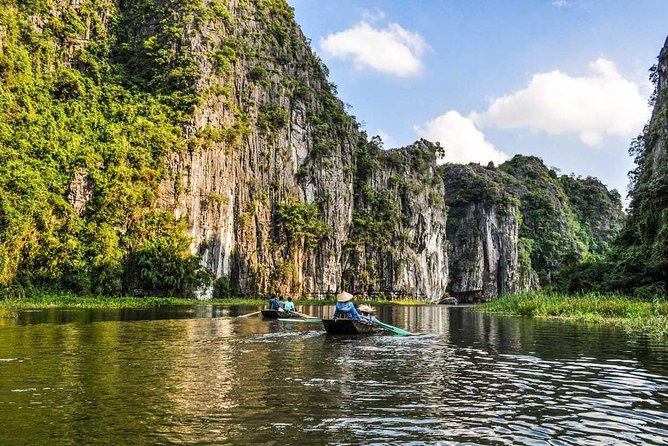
0,0,640,302
603,60,668,297
0,0,205,295
498,155,624,287
441,156,624,295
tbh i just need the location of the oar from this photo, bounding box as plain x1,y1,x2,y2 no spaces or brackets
287,310,322,321
372,320,412,336
238,310,262,318
278,317,322,323
289,310,314,319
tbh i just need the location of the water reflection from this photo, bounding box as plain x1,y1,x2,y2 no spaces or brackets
0,306,667,444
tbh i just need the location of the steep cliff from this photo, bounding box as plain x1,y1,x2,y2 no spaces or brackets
0,0,360,297
603,36,668,296
440,157,624,301
343,139,449,301
134,0,360,297
498,156,624,285
441,163,538,301
0,0,626,300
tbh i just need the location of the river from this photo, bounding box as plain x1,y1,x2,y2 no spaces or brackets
1,305,667,445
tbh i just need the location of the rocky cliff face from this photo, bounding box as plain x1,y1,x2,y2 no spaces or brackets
343,140,449,301
0,0,626,300
441,164,536,301
607,36,668,295
150,0,358,297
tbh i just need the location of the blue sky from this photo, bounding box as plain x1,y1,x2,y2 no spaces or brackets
290,0,668,198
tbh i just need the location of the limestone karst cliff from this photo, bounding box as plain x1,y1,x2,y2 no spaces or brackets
601,36,668,296
0,0,625,300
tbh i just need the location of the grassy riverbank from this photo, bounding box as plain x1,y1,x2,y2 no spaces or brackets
0,291,428,312
482,292,668,335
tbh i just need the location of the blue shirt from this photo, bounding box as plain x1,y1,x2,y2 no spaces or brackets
268,298,279,310
284,301,295,311
333,301,361,320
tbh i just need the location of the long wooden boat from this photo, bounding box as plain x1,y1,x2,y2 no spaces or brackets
261,309,299,319
322,318,383,334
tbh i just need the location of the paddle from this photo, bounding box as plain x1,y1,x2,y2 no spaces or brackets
372,319,412,336
238,310,262,318
288,310,314,319
278,317,322,323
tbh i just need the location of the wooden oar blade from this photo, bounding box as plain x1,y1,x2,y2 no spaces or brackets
238,310,262,318
278,318,322,323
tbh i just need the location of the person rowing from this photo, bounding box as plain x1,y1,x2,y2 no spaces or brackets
283,297,296,312
268,295,280,311
358,304,379,324
332,291,362,320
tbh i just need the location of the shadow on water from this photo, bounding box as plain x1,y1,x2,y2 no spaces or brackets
1,305,667,444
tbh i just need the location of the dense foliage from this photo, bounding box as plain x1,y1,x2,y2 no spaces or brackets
0,0,217,296
275,200,329,251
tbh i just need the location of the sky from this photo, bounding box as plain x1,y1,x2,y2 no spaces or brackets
289,0,668,199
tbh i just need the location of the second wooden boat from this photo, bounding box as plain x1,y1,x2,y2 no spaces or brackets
322,318,383,334
261,309,299,319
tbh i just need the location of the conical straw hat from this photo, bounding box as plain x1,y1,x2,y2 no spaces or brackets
358,304,375,313
337,291,354,302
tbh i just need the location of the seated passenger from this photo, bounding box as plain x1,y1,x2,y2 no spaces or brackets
357,304,379,323
268,296,280,310
277,296,286,312
332,291,361,320
284,297,296,312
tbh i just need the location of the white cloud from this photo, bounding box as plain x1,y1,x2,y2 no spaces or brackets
552,0,569,8
320,21,427,77
415,111,509,165
471,58,651,147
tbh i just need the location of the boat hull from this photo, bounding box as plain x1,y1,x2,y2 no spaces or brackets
322,318,382,334
261,309,298,319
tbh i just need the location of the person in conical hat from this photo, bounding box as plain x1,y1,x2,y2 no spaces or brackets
357,304,375,314
358,304,379,323
337,291,354,302
333,291,361,320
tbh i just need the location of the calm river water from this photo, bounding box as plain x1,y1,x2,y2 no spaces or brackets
1,305,668,445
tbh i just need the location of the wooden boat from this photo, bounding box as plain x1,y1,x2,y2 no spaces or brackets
261,309,299,319
322,318,383,334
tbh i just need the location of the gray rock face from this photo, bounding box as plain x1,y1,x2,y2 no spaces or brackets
152,0,358,298
344,141,449,302
66,167,94,217
441,164,537,302
648,36,668,178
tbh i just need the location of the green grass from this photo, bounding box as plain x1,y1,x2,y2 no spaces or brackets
0,308,18,319
481,292,668,336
